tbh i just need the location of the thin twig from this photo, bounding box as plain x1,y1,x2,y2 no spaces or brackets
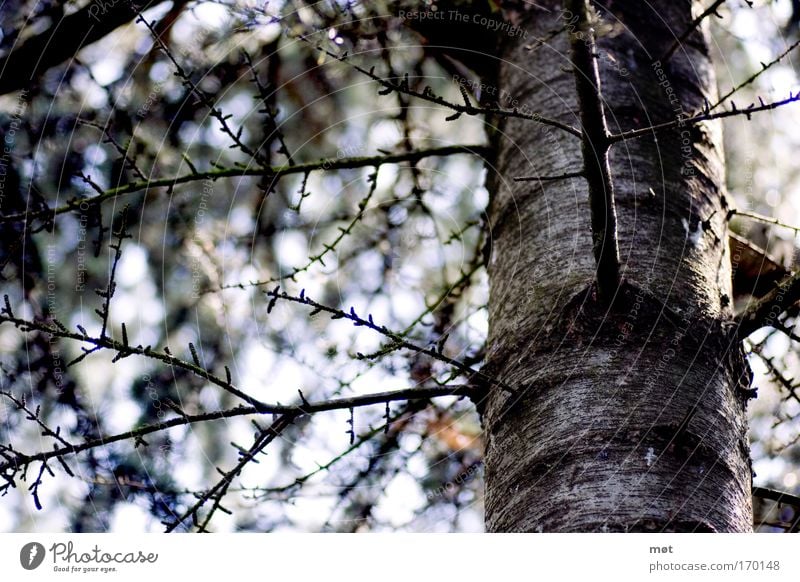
242,48,296,166
135,11,267,166
213,170,380,291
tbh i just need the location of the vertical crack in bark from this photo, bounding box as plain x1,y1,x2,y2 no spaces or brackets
567,0,621,302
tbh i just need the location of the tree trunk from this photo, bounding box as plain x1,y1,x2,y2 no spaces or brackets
483,0,753,532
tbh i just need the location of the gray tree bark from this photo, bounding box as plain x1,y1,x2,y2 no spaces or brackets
482,0,753,532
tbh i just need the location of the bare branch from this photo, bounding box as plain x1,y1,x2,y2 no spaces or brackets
0,384,475,485
568,0,621,301
263,286,516,395
750,351,800,406
712,37,800,111
299,35,582,138
736,270,800,337
753,486,800,513
661,0,729,63
514,170,585,183
0,310,272,411
163,414,295,531
728,208,800,233
0,145,488,224
609,92,800,144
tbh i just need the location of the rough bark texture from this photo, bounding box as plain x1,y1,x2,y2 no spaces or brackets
483,0,753,532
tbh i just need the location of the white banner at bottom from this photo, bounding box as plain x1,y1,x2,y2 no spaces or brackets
0,533,797,581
